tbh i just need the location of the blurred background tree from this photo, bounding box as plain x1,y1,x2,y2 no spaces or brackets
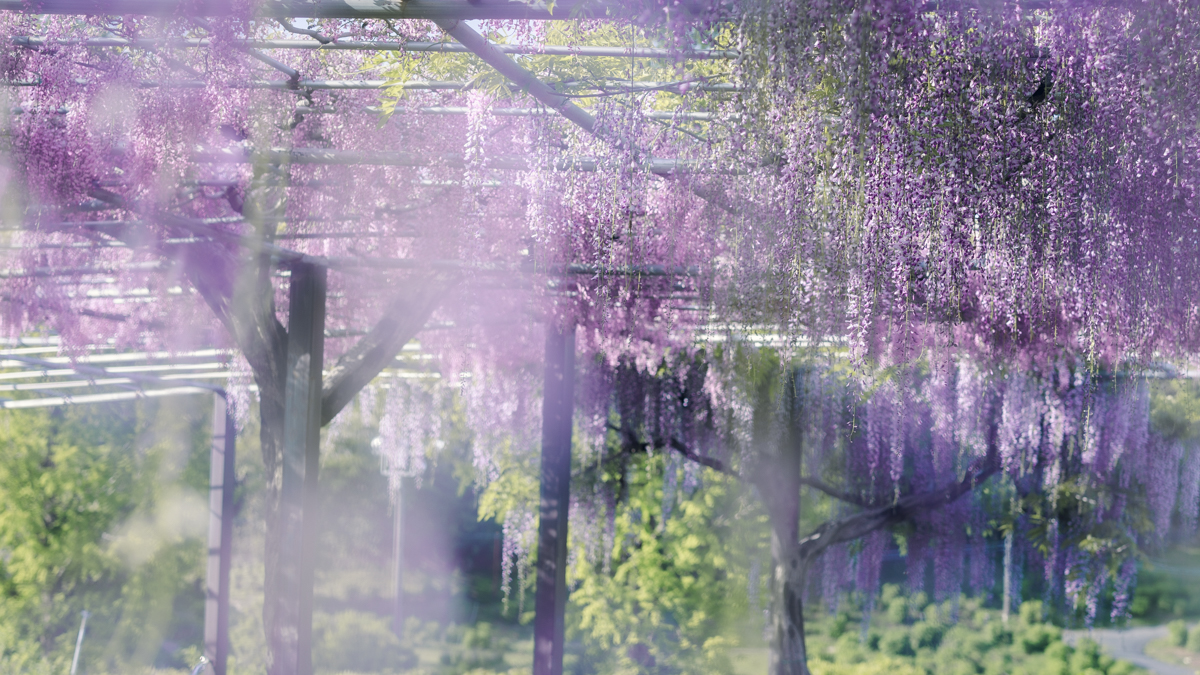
0,399,210,672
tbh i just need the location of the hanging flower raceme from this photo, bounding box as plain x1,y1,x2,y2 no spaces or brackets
373,378,442,494
601,344,1199,625
718,0,1200,365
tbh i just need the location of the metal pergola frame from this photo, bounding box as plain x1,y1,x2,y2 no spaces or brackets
0,338,441,674
0,4,729,674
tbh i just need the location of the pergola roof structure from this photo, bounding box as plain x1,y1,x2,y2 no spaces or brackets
0,4,733,674
3,2,737,278
1,0,630,19
5,2,1200,675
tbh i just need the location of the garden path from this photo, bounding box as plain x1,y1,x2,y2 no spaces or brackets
1064,626,1196,675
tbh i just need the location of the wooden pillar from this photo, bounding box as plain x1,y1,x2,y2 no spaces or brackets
532,323,575,675
279,263,327,675
204,393,236,675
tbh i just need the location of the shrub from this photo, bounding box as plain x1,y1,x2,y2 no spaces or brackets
1187,624,1200,652
1107,659,1139,675
1019,624,1060,654
312,611,417,675
1019,601,1044,625
463,622,492,649
831,632,866,664
923,604,942,625
1043,641,1070,662
880,629,914,657
829,612,851,638
911,592,930,612
1069,638,1102,673
910,622,943,650
982,621,1013,646
1168,619,1188,647
887,598,909,624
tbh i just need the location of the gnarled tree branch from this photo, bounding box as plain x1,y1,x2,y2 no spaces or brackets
787,452,1002,584
320,272,458,424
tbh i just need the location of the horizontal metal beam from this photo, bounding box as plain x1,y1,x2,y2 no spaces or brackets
0,0,1072,20
0,361,227,382
196,147,724,175
12,102,714,121
7,77,739,97
303,105,714,121
0,0,624,19
14,36,737,59
0,385,211,408
0,354,225,397
0,261,167,279
0,371,230,392
0,347,226,364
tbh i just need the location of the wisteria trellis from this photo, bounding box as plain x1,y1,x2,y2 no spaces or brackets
0,0,1198,674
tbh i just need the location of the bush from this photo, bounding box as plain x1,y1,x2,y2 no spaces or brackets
982,621,1013,646
1129,568,1200,621
1168,619,1188,647
887,598,909,624
1188,624,1200,652
313,611,417,675
911,592,930,612
829,612,851,638
924,603,945,626
1019,624,1060,654
880,629,914,656
1069,638,1103,673
831,632,866,663
910,622,943,650
1107,660,1139,675
463,622,492,649
1019,601,1044,625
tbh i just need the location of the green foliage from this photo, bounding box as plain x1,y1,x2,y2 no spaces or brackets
566,452,754,675
312,611,417,675
910,622,944,650
368,21,732,137
1167,620,1187,647
886,597,910,624
1150,380,1200,443
1019,624,1060,654
880,629,915,656
1127,563,1200,620
1188,624,1200,652
0,401,209,672
806,595,1142,675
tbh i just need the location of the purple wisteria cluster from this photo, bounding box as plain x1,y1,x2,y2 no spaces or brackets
0,1,1198,665
0,11,719,367
722,0,1200,365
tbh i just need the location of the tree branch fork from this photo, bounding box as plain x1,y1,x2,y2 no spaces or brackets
613,424,1001,587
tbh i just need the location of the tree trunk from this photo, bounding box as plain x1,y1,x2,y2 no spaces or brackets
764,368,808,675
770,519,809,675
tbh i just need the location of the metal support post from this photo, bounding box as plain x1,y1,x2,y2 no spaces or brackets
1002,529,1014,625
391,477,405,637
70,610,89,675
279,263,327,675
532,323,575,675
205,393,236,675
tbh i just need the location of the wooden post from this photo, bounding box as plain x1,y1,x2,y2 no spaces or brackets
204,393,236,675
532,323,575,675
279,263,327,675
